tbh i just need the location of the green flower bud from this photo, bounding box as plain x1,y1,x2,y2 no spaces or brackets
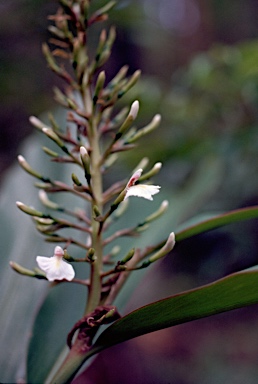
39,190,59,209
42,128,64,147
126,114,161,143
16,201,46,218
149,232,175,263
18,155,43,180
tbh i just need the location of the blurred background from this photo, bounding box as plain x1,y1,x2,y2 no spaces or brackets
2,0,258,182
2,0,258,383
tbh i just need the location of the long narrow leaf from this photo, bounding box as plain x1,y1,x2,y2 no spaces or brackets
88,268,258,357
175,205,258,241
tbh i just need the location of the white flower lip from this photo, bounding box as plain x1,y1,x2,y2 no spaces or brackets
124,168,161,201
36,246,75,281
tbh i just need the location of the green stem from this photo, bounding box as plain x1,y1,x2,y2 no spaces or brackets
49,126,104,383
46,345,100,384
85,114,103,314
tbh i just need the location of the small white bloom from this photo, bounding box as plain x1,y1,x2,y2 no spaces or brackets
36,246,75,281
124,169,161,201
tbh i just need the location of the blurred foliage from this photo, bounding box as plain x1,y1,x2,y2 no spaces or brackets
120,41,258,211
164,41,258,159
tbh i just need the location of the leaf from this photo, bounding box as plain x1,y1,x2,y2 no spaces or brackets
148,205,258,252
88,268,258,357
0,119,89,382
27,282,86,383
176,205,258,241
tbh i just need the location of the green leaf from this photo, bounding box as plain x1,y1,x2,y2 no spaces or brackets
176,205,258,241
0,115,89,382
149,205,258,252
89,268,258,357
27,283,86,383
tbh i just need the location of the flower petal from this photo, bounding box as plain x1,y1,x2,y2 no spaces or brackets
54,246,64,257
36,255,75,281
126,169,143,189
124,184,160,200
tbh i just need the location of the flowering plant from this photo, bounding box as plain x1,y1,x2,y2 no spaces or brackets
9,1,258,383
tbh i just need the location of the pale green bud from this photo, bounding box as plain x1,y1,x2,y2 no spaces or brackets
118,70,141,98
18,155,43,180
145,200,169,224
80,146,91,184
126,114,161,143
119,248,135,265
149,232,176,263
16,201,46,218
116,100,139,138
39,190,59,210
139,162,162,182
42,127,64,147
29,116,48,131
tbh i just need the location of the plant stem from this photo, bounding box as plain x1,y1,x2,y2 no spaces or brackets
46,345,100,384
85,112,104,314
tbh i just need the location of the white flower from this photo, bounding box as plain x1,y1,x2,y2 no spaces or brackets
36,246,75,281
124,169,161,201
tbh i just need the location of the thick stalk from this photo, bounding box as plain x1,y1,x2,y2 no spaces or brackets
85,115,103,314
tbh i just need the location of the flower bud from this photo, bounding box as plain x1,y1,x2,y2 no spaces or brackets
118,70,141,98
129,100,139,120
29,116,48,131
18,155,43,180
94,0,116,18
39,190,59,210
93,70,106,104
10,261,37,277
119,248,135,265
126,114,161,143
108,65,129,89
139,162,162,182
72,173,82,186
87,248,96,262
42,127,64,147
16,201,46,218
33,217,55,225
93,205,101,217
42,146,59,158
116,100,140,138
110,245,121,257
103,153,118,170
149,232,175,263
98,27,116,67
113,199,129,219
134,157,149,172
42,42,62,74
80,146,91,184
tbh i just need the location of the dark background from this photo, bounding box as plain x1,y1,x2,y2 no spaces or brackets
2,0,258,179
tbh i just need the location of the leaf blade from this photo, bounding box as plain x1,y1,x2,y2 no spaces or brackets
89,268,258,355
175,205,258,241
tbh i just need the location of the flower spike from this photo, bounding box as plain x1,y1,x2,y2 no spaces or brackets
36,246,75,281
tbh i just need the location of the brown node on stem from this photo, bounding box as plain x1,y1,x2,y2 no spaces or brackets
67,305,120,353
